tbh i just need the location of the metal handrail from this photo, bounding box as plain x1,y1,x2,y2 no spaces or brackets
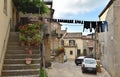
0,19,11,63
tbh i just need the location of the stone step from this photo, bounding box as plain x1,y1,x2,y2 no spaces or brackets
7,46,39,50
2,75,40,77
9,35,19,40
4,59,40,64
8,38,19,42
8,42,20,45
1,32,41,77
5,54,40,59
2,69,40,76
9,32,19,36
3,64,40,70
6,50,40,54
7,46,24,50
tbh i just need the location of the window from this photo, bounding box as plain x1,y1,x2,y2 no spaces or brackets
3,0,7,15
69,40,75,46
61,40,64,46
77,49,81,57
70,51,73,55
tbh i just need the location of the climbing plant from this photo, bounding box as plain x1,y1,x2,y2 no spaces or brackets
13,0,50,14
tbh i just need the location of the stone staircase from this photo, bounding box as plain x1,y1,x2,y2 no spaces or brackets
1,32,40,77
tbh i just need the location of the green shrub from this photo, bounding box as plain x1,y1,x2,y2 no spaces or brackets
40,68,48,77
19,33,26,42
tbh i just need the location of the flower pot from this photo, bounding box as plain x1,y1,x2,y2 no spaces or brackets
34,42,39,47
97,67,102,73
29,49,32,55
97,64,102,73
27,42,31,47
20,41,25,46
25,58,32,64
24,47,29,52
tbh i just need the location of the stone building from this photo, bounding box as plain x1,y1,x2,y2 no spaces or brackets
99,0,120,77
82,35,95,58
62,32,84,60
50,22,66,55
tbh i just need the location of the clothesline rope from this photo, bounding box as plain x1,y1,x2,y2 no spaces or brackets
50,18,105,23
49,19,108,33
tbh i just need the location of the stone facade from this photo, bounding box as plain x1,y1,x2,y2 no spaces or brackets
99,0,120,77
83,37,95,57
50,22,66,55
62,33,84,60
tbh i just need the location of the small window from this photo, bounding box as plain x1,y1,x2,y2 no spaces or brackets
69,40,75,46
3,0,7,15
61,40,64,46
70,51,73,55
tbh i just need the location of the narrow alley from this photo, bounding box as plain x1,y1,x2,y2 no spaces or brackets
46,61,111,77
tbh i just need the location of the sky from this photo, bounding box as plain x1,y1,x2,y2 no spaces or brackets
52,0,110,35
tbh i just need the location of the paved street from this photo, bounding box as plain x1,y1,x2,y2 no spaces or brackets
46,61,111,77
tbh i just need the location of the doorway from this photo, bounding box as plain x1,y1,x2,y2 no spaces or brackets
77,49,81,57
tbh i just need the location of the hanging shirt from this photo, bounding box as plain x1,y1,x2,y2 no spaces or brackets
97,21,102,33
91,22,96,30
102,21,108,32
83,21,90,32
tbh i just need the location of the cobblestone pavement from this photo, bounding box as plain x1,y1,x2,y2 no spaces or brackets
46,61,111,77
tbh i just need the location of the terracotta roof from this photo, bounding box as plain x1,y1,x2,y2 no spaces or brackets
63,32,82,39
99,0,114,17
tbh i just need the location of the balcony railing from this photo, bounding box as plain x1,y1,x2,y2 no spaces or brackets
64,44,77,47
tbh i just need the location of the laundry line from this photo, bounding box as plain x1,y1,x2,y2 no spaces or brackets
49,18,104,24
46,18,108,33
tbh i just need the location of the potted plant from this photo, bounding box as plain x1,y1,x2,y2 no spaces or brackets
19,26,26,34
25,57,32,64
24,47,29,52
29,49,32,55
55,47,64,56
33,22,40,29
19,33,26,46
26,37,32,46
96,61,102,73
32,34,42,47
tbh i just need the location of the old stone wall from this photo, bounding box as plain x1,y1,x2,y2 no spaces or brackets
99,0,120,77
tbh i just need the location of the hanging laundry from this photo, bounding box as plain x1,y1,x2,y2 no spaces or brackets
79,20,82,24
75,20,82,24
97,21,102,33
102,21,108,32
81,21,84,24
90,22,92,32
91,22,96,30
71,20,74,23
83,21,90,32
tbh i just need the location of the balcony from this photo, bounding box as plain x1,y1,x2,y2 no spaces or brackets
64,44,77,48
